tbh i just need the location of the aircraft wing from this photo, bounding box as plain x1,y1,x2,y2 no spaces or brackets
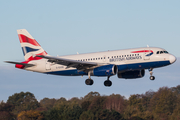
37,55,102,70
5,61,35,67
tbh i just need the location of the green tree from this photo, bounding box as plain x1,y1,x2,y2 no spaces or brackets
79,111,94,120
7,92,39,115
83,91,100,101
81,100,91,111
88,96,106,113
104,94,126,114
40,98,56,110
150,87,177,119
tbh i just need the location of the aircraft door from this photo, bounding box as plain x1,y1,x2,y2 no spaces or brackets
144,49,150,60
45,60,51,70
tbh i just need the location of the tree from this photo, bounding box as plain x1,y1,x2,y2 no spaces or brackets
7,92,39,115
0,102,15,120
17,110,43,120
150,87,177,119
88,96,106,113
104,94,126,114
40,98,56,109
83,92,100,101
79,111,94,120
81,101,91,111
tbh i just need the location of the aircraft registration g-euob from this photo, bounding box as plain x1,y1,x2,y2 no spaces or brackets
5,29,177,87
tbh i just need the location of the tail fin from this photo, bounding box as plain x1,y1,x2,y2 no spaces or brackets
17,29,47,61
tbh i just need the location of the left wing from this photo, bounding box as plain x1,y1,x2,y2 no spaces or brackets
37,55,104,70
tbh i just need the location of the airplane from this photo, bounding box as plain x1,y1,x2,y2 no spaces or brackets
5,29,177,87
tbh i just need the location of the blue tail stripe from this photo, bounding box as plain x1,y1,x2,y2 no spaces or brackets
22,47,39,55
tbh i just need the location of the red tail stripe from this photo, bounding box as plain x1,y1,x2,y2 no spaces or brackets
26,51,47,61
18,34,40,46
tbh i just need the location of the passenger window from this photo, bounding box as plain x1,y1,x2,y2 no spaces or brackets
114,56,116,58
93,58,95,60
104,57,105,59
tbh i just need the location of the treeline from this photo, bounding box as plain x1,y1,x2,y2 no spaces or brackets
1,85,180,120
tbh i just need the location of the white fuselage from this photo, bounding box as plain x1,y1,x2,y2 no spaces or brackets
26,47,176,77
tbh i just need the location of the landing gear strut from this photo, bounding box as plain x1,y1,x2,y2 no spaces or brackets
149,68,155,80
104,76,112,87
85,71,94,85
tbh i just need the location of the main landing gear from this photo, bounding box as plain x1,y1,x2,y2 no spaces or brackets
104,76,112,87
149,68,155,80
85,72,94,85
85,72,112,87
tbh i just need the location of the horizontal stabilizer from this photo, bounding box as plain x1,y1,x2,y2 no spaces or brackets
5,61,35,67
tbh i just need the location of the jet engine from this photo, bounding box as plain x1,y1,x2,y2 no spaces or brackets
92,64,117,76
117,69,145,79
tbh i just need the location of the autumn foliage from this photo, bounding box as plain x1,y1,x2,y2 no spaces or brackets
1,85,180,120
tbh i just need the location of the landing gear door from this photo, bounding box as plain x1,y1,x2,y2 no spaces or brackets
46,60,51,70
144,49,150,60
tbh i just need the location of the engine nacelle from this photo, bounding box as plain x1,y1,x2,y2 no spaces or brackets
92,65,117,76
117,69,145,79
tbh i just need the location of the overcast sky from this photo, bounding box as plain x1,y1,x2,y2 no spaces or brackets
0,1,180,101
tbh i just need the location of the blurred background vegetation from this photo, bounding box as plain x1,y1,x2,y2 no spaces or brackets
1,85,180,120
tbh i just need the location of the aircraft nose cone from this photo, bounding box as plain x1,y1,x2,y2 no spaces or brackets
169,55,176,64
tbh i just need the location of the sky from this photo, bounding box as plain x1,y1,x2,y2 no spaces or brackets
0,1,180,101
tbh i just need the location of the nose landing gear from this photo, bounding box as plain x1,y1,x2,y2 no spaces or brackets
149,68,155,80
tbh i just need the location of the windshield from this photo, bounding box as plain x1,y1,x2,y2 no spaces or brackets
156,51,169,54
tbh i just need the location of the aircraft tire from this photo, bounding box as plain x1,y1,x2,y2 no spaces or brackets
85,79,94,85
104,80,112,87
150,76,155,80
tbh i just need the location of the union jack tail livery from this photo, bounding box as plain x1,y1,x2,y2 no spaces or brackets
17,29,47,61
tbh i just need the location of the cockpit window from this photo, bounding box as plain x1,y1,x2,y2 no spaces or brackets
164,51,168,53
156,51,169,54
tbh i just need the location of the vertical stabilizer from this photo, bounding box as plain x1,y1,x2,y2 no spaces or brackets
17,29,47,61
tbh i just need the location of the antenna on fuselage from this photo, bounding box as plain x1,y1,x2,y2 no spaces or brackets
147,45,149,47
